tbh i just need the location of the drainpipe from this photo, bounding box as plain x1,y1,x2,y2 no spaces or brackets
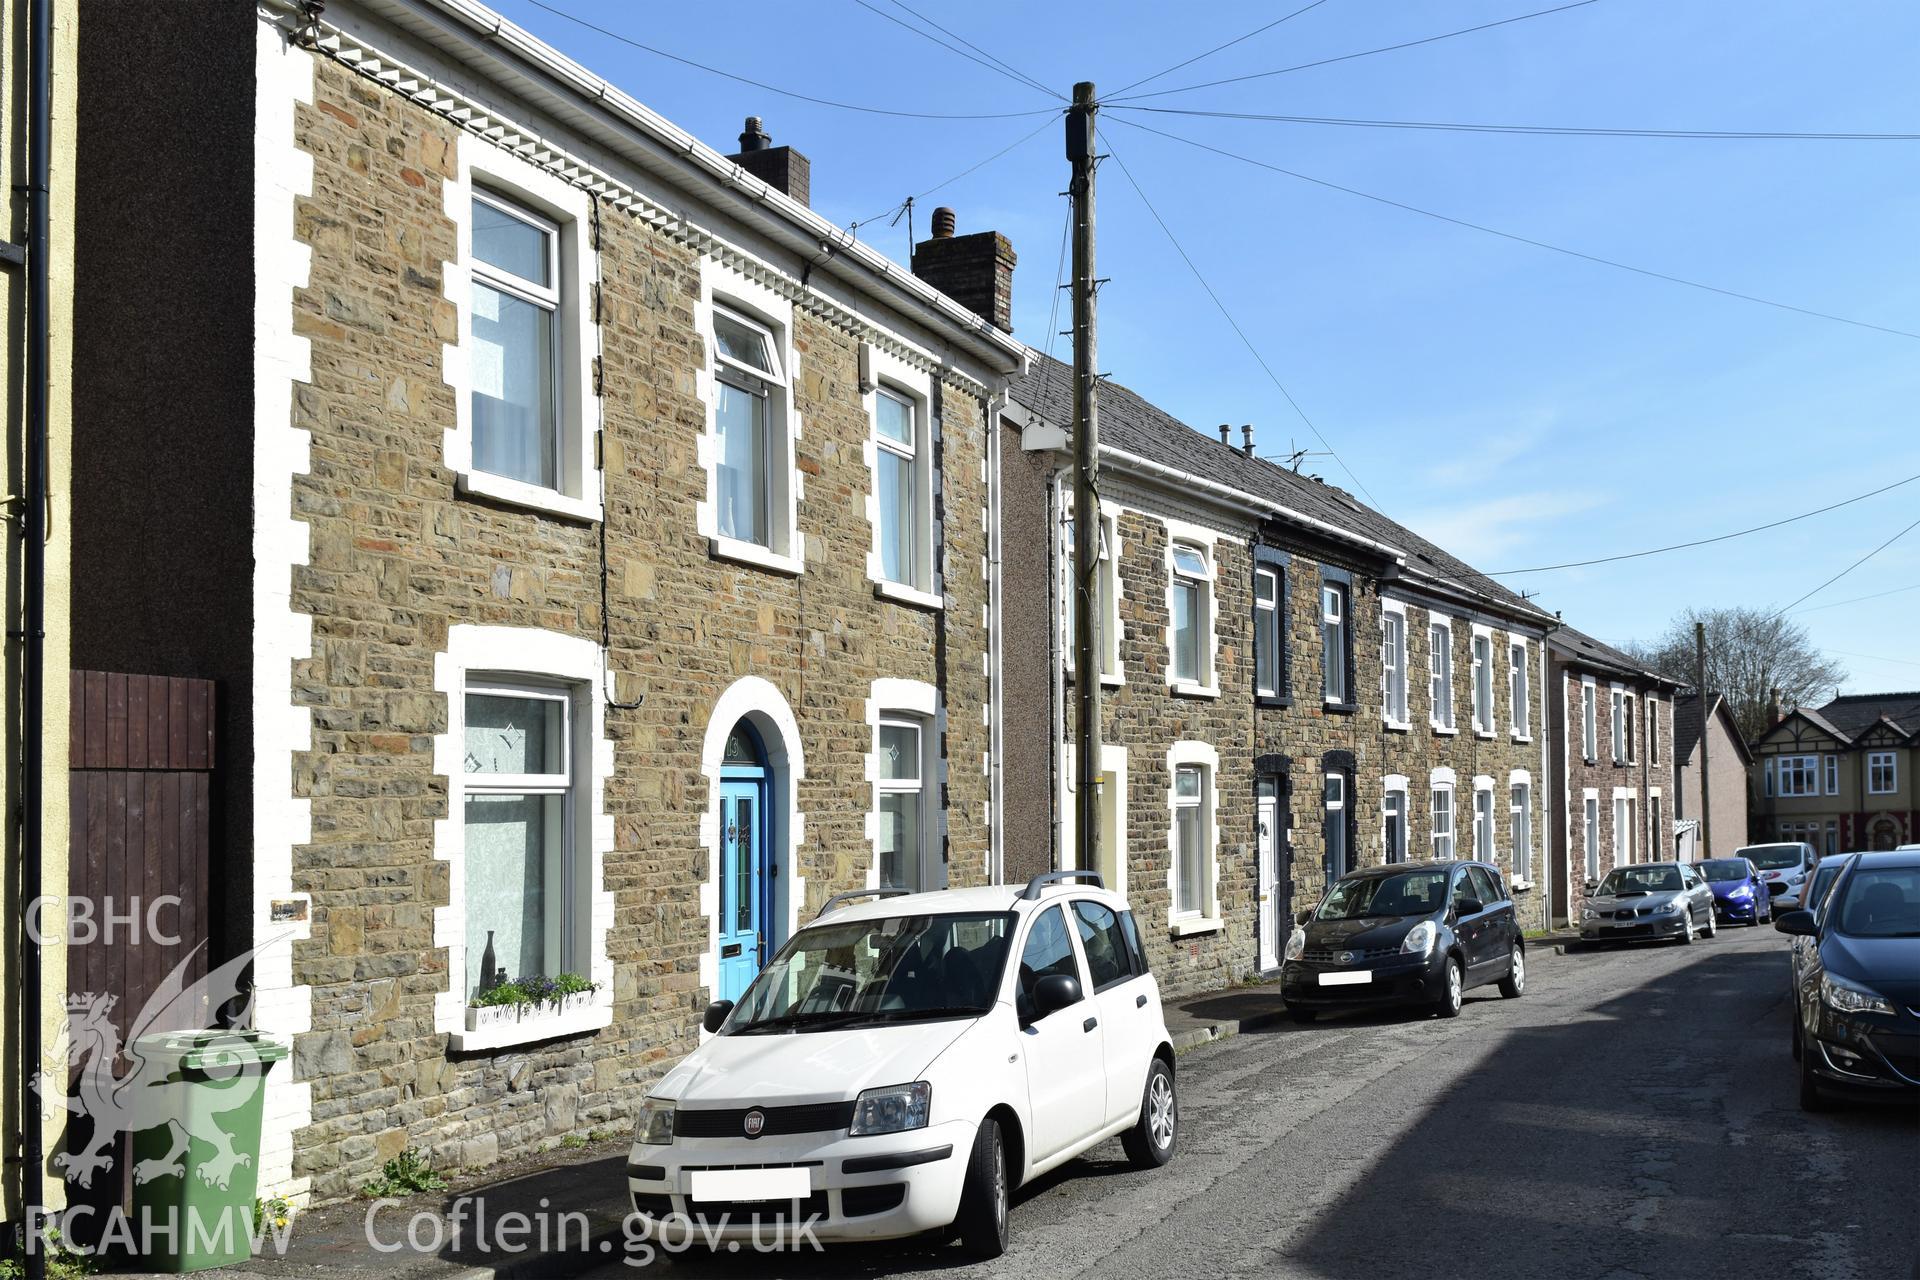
16,0,55,1271
985,389,1007,883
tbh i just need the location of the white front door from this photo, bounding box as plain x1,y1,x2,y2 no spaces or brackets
1258,780,1282,971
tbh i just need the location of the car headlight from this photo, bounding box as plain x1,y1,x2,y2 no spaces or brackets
1580,906,1598,921
1728,885,1751,899
635,1097,676,1145
1283,926,1306,963
1401,920,1438,957
1660,898,1686,914
848,1082,930,1136
1821,974,1895,1017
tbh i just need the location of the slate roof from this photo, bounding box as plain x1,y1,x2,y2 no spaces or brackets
1811,691,1920,740
1547,625,1685,687
1010,353,1549,625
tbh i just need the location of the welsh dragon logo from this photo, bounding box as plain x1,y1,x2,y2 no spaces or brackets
34,939,285,1192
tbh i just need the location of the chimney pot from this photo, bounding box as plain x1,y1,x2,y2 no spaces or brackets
738,116,771,152
1241,424,1254,455
1217,424,1230,445
931,206,957,239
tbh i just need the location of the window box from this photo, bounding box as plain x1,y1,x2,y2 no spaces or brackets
452,1001,613,1053
465,1002,520,1034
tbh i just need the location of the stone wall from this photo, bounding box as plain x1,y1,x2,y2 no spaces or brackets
1551,664,1678,920
283,58,994,1199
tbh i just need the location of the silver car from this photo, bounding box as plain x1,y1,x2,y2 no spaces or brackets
1579,862,1717,944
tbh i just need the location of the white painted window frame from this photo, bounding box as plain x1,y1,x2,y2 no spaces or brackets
1508,636,1531,741
1778,754,1820,797
1867,750,1898,795
1167,740,1222,933
1430,766,1457,860
1381,600,1410,730
1509,770,1534,889
1164,519,1219,699
1822,753,1838,796
1383,774,1410,863
1583,789,1601,880
1470,624,1496,737
1581,676,1598,761
1429,615,1456,734
1255,564,1284,700
433,626,615,1052
1613,788,1637,866
442,136,601,523
1472,774,1497,860
863,342,941,609
1610,684,1627,764
697,260,803,576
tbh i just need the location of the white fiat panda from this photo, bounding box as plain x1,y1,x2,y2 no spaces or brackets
625,872,1177,1257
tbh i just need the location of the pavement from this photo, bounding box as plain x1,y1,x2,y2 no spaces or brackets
100,927,1917,1279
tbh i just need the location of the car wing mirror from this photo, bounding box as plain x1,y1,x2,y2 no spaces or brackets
1583,879,1599,894
1032,973,1082,1019
702,999,735,1034
1772,910,1817,938
1295,909,1314,927
1455,897,1484,917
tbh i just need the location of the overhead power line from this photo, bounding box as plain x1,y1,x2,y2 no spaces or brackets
1478,472,1920,576
849,115,1058,237
1789,581,1920,614
1109,0,1602,104
1103,138,1381,509
517,0,1056,120
1107,0,1334,100
1108,115,1920,341
877,0,1063,101
1112,106,1920,142
1773,513,1920,615
850,0,1062,101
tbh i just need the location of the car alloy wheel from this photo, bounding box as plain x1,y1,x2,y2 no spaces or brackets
1123,1059,1178,1169
1436,957,1463,1018
1499,944,1525,998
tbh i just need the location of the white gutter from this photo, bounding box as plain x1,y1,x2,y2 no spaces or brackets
301,0,1030,377
1101,445,1408,566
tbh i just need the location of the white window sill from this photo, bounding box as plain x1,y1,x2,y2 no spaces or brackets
709,535,804,577
449,1002,612,1053
873,579,945,611
1169,681,1221,700
1510,879,1535,893
1431,724,1458,737
1384,718,1412,733
458,470,602,524
1475,729,1496,741
1511,732,1532,744
1170,915,1222,938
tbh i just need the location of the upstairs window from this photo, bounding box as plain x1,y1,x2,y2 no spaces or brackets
1169,542,1212,688
1508,640,1530,738
1823,754,1838,795
874,387,921,588
1610,688,1627,763
1777,755,1819,796
1581,681,1598,761
1254,566,1283,699
1470,631,1494,734
1429,620,1455,731
1321,580,1350,705
1064,513,1119,678
711,306,785,549
471,193,561,489
1381,607,1408,726
1868,751,1898,795
1646,697,1660,765
1624,695,1637,763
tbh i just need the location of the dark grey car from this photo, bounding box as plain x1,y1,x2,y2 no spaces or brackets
1580,861,1717,944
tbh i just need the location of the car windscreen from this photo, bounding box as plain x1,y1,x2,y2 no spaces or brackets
1316,871,1448,920
1597,866,1681,895
1741,845,1803,870
725,912,1014,1033
1806,865,1843,912
1694,860,1750,882
1831,868,1920,939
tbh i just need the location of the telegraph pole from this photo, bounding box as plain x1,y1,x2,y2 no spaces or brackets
1068,82,1103,875
1696,621,1712,857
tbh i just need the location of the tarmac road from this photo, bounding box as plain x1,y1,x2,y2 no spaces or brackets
596,926,1917,1280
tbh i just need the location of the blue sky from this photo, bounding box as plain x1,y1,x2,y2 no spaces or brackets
495,0,1920,695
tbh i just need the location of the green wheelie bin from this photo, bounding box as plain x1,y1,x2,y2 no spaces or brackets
128,1029,288,1272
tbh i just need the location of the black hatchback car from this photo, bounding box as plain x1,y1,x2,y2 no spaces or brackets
1775,850,1920,1111
1281,860,1525,1021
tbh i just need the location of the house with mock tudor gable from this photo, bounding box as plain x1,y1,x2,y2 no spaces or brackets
1750,692,1920,852
995,353,1556,994
1545,628,1682,922
69,0,1026,1204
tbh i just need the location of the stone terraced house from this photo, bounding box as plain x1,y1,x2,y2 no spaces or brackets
998,354,1557,995
70,0,1026,1204
1545,628,1682,923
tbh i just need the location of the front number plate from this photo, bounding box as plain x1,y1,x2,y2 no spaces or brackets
1319,970,1371,986
689,1167,810,1203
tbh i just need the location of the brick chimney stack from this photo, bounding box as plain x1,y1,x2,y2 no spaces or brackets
1769,687,1785,727
725,115,811,207
911,206,1017,333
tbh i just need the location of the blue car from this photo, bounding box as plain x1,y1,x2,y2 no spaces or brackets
1693,857,1773,926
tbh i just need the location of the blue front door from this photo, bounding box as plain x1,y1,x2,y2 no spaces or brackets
718,723,772,1002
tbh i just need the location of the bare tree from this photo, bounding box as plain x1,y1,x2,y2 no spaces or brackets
1624,607,1845,743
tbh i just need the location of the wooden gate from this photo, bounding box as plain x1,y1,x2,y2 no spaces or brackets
66,671,215,1019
